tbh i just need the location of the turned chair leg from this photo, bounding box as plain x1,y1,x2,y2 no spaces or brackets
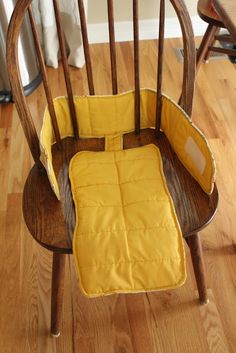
203,27,220,62
187,233,209,305
196,24,219,71
51,252,66,337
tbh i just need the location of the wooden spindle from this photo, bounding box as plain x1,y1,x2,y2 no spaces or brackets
78,0,95,95
155,0,165,136
52,0,79,139
28,5,62,147
107,0,118,95
171,0,195,116
133,0,140,134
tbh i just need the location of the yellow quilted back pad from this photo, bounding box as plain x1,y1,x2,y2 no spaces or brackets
40,90,215,200
69,144,186,297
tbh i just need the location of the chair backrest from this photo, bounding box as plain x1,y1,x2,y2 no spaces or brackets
7,0,196,166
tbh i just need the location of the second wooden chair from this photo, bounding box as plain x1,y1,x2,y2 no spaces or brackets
197,0,236,70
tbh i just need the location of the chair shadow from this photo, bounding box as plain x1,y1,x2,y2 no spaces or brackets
202,243,236,256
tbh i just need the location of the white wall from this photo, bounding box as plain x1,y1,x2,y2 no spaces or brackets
87,0,197,24
87,1,205,43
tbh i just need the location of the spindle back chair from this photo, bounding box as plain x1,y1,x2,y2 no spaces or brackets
197,0,236,70
7,0,218,338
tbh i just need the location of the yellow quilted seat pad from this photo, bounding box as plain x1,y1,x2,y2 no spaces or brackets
69,144,186,297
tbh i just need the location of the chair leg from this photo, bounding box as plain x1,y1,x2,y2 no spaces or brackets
203,27,220,62
187,233,209,305
50,252,66,337
196,24,220,71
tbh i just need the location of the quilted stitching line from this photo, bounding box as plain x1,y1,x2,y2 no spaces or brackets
114,150,135,290
71,157,159,164
76,199,167,208
76,224,178,236
71,177,162,190
70,155,158,164
80,257,182,269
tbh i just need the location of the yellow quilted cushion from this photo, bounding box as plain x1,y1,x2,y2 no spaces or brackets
40,90,215,200
69,144,186,297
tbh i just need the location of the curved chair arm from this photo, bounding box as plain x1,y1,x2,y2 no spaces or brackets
171,0,196,116
7,0,41,165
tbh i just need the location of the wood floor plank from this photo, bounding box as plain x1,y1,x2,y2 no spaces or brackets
70,257,116,353
126,294,156,353
145,249,211,353
0,128,11,211
0,194,23,352
7,111,32,194
198,290,232,353
0,103,13,129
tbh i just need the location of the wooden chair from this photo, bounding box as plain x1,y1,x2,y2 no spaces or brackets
7,0,218,338
197,0,236,70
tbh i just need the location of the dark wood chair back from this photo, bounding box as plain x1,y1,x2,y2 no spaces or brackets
7,0,195,166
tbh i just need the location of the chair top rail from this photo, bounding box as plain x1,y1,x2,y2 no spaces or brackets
170,0,196,115
7,0,42,165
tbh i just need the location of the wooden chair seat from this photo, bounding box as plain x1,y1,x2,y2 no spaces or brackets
197,0,224,27
23,130,218,254
197,0,236,70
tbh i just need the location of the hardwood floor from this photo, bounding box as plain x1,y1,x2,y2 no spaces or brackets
1,37,236,353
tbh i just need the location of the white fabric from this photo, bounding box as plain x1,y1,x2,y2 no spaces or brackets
32,0,88,68
185,137,206,175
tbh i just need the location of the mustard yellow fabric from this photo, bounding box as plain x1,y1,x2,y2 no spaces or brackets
105,133,123,151
161,96,215,195
40,89,215,200
69,144,186,297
